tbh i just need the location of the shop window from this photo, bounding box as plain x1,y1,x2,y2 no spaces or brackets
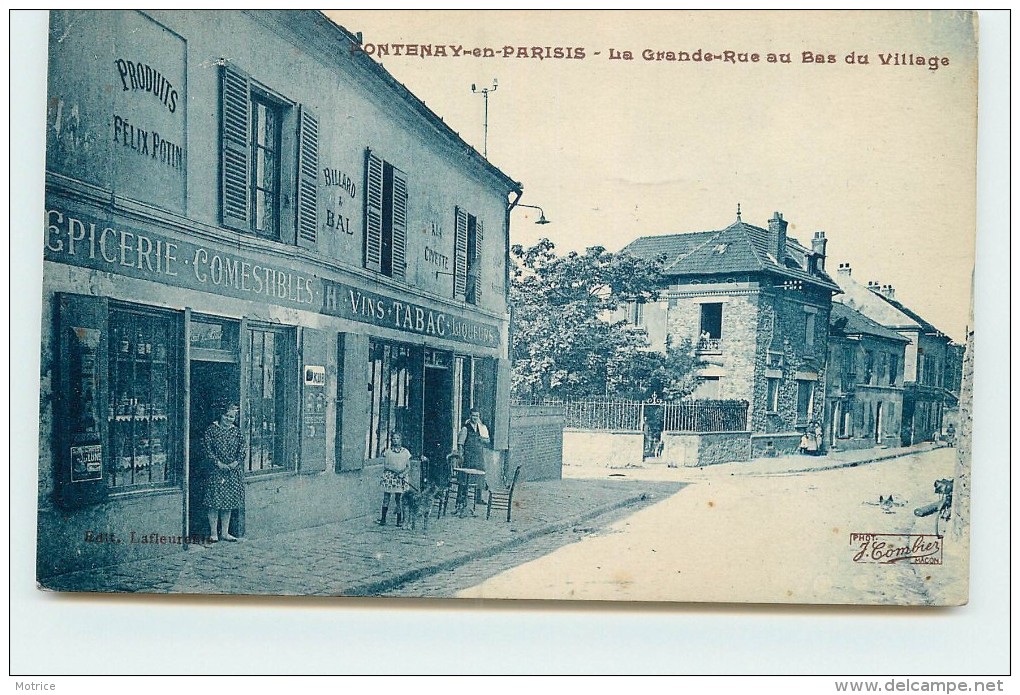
796,380,814,423
766,377,780,413
243,325,294,474
364,151,408,280
367,341,421,459
108,307,179,489
220,62,318,248
455,207,483,304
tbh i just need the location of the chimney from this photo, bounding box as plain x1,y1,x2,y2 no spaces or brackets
811,231,827,271
867,280,881,292
768,212,787,263
881,284,896,299
837,262,852,276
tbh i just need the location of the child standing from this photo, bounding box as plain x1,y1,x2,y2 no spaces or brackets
377,432,411,527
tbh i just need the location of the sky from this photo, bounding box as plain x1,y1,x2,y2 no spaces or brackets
329,10,978,341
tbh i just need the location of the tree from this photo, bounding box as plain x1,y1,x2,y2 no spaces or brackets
510,238,699,401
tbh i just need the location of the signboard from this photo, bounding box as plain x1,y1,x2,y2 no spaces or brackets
45,207,318,310
303,365,326,386
44,206,502,349
70,444,103,482
321,278,500,348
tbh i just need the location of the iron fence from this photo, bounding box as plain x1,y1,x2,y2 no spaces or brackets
660,400,748,432
510,398,749,433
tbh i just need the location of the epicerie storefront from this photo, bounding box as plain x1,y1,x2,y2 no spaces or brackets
38,200,508,578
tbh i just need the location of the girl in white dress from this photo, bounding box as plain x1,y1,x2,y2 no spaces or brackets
377,432,411,527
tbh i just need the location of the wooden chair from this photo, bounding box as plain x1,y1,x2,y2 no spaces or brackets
433,453,460,519
486,465,522,522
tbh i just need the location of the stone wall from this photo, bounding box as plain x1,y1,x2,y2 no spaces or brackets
750,432,803,458
661,431,752,467
509,404,564,481
753,288,831,433
664,282,832,437
665,288,760,405
562,429,642,469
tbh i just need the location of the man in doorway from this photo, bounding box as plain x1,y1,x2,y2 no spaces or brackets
458,408,491,505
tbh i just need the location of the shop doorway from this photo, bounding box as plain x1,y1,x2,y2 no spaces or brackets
188,360,239,538
422,353,454,476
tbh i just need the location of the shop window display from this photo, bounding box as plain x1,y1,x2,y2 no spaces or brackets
108,309,177,488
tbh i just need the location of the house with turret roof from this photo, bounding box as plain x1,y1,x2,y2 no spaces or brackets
620,209,841,460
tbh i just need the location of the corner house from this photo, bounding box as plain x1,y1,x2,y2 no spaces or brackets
39,10,521,579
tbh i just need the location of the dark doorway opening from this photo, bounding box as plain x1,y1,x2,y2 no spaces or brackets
188,360,239,539
422,359,454,485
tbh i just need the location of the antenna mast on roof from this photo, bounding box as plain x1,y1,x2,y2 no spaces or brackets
471,79,498,158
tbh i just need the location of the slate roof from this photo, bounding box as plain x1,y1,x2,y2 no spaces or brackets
871,293,947,337
621,219,841,292
833,273,951,339
829,302,910,343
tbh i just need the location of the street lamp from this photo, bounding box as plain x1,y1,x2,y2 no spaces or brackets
516,203,551,225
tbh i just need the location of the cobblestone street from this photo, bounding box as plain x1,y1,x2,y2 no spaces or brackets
41,478,684,597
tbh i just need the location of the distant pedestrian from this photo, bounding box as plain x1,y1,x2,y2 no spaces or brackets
203,403,245,542
377,432,411,527
799,421,821,456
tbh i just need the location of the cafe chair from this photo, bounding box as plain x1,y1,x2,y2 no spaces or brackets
486,465,522,522
434,452,461,519
454,474,482,517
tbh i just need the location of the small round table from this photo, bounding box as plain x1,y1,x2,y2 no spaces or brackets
453,467,486,517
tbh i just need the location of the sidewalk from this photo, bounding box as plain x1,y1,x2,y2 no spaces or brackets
689,441,947,478
40,478,685,597
564,441,947,482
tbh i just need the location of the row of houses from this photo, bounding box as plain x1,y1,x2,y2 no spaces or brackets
616,209,963,462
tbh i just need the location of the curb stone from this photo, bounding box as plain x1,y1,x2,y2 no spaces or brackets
344,487,677,597
737,443,945,478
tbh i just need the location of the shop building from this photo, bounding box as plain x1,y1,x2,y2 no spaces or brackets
620,210,841,456
824,302,909,451
39,10,521,579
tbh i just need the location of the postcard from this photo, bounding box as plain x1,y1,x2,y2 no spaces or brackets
34,10,977,607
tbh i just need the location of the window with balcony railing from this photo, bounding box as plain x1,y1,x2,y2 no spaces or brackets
696,303,723,353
